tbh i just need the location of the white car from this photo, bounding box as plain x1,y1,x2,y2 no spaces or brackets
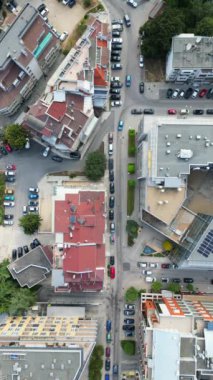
172,88,179,99
192,89,199,99
111,100,122,107
62,0,69,4
112,37,123,44
29,206,39,213
4,220,14,225
139,55,144,68
127,0,138,7
42,146,50,157
111,76,120,82
25,138,30,149
3,201,15,207
5,170,15,176
60,31,68,42
29,187,39,193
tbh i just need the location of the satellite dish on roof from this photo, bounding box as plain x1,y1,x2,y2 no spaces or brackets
186,43,192,51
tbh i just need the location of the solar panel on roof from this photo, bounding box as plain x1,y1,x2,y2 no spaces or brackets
198,229,213,258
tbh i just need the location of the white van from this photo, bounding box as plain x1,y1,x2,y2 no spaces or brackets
180,109,189,115
112,24,123,32
108,143,113,156
145,277,156,283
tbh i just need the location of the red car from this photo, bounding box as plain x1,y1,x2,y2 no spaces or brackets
105,347,111,357
168,108,177,115
6,164,16,170
5,144,12,152
199,88,207,97
161,263,170,269
110,266,115,279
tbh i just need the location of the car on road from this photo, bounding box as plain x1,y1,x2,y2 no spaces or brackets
4,214,13,220
109,196,115,208
127,0,137,7
60,31,68,42
110,266,115,279
161,278,169,283
143,270,152,275
111,76,120,82
51,155,63,162
111,94,121,101
184,87,193,99
106,332,111,343
111,100,122,107
124,14,131,27
110,256,115,265
124,309,135,316
29,193,39,199
118,120,124,131
105,359,111,371
110,88,120,94
172,278,181,283
139,55,144,68
124,318,134,324
12,249,17,261
172,89,179,99
110,223,115,232
29,187,39,193
206,109,213,114
111,81,122,88
125,75,131,87
193,109,204,115
167,88,173,98
109,209,114,220
161,263,170,269
5,176,15,183
122,325,135,331
29,206,39,213
113,365,119,375
131,108,143,115
139,82,144,93
110,182,114,194
124,304,135,310
70,151,81,160
106,319,112,332
28,201,38,206
199,88,207,97
183,278,194,283
110,232,115,244
33,238,41,247
5,170,15,176
42,146,51,157
109,170,114,181
111,55,121,62
4,195,15,201
192,89,199,99
144,108,154,114
179,89,185,98
4,201,15,207
108,158,113,170
105,347,111,357
168,108,177,115
125,331,135,337
6,164,16,170
206,88,213,99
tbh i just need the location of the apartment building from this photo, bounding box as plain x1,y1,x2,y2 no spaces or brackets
139,292,213,380
52,187,106,292
0,312,97,380
166,34,213,83
0,3,60,116
137,116,213,269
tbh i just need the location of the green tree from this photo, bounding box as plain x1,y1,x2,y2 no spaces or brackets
4,124,28,150
167,283,181,293
186,283,194,292
19,214,42,235
196,16,213,35
83,0,91,7
151,281,163,293
9,288,36,315
121,340,136,355
125,287,138,302
84,151,106,181
126,220,139,239
140,7,185,58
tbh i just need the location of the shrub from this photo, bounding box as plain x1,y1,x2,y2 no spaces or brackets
128,129,136,157
83,0,91,8
167,283,181,294
126,220,139,239
163,240,173,252
89,345,104,380
127,180,135,216
151,281,163,293
121,340,136,355
125,287,138,302
19,214,42,235
128,163,135,174
84,150,106,181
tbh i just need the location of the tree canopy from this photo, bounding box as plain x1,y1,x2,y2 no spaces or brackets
167,283,181,293
84,150,106,181
121,340,136,355
125,287,138,302
151,281,163,293
196,16,213,35
0,259,36,315
89,345,104,380
4,124,28,150
19,214,42,235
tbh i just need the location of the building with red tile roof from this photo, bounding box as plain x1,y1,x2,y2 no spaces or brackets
0,3,60,116
52,189,105,292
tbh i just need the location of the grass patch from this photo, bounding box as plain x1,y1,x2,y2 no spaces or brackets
63,20,87,53
87,2,105,13
125,287,138,302
128,129,136,157
89,345,104,380
121,340,136,356
0,174,5,225
144,58,165,82
127,180,135,216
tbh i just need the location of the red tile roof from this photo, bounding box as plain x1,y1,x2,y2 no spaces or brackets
94,67,107,87
54,190,105,291
47,101,67,121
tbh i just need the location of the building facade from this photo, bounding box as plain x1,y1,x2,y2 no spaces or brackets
0,3,60,116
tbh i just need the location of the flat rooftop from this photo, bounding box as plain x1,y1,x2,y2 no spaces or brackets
172,34,213,69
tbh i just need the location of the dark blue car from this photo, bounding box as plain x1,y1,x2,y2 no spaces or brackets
106,320,111,332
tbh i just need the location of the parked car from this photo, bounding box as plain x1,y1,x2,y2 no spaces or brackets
108,158,114,170
106,332,111,343
192,89,199,99
111,63,122,70
105,359,111,371
5,170,15,176
70,151,81,160
124,318,134,324
206,109,213,114
112,19,124,25
29,206,39,213
179,90,185,98
110,182,115,194
127,0,138,7
111,44,122,51
118,120,124,131
0,146,8,155
112,31,120,37
124,304,135,310
111,76,120,82
105,347,111,357
125,75,131,87
172,278,181,283
167,88,173,98
198,88,207,97
4,195,15,202
29,193,39,199
124,309,135,316
51,155,63,162
42,146,51,157
131,108,143,115
60,31,68,41
111,94,121,100
110,88,120,94
4,219,13,225
161,278,169,283
110,232,115,244
124,14,131,27
183,278,194,283
112,37,123,44
106,320,112,332
109,170,114,181
168,108,177,115
206,88,213,99
111,100,122,107
193,109,204,115
137,262,147,268
5,143,12,152
184,87,193,99
172,88,179,99
12,249,17,261
6,164,16,170
25,137,30,149
29,187,39,193
122,325,135,331
139,82,144,93
109,209,114,220
109,196,115,208
33,238,41,247
4,201,15,207
149,263,158,268
161,263,170,269
28,201,38,206
125,331,135,337
139,55,144,68
113,365,118,375
23,245,29,254
144,108,154,114
108,133,113,143
5,188,14,194
143,270,152,275
5,176,15,183
110,256,115,265
111,55,121,62
111,81,122,88
30,242,36,250
110,266,115,279
17,247,23,258
4,214,14,220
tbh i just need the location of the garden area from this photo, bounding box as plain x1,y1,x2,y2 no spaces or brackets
0,173,5,225
127,129,137,217
121,340,136,356
126,219,139,247
89,345,104,380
